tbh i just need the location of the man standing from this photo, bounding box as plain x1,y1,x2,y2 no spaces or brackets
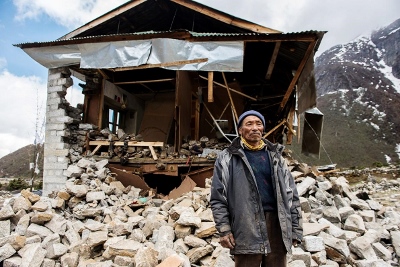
210,110,302,267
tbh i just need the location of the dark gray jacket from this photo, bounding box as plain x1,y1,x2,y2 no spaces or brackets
210,137,302,255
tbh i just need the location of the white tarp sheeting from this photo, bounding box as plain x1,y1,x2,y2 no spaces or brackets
23,39,244,72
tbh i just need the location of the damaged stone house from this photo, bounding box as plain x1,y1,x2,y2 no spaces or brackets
15,0,325,196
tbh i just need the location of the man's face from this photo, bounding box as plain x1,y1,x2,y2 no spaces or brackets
238,115,264,145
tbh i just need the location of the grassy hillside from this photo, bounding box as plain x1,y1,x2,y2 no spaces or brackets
0,144,44,178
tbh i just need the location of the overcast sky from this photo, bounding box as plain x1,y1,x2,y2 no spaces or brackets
0,0,399,159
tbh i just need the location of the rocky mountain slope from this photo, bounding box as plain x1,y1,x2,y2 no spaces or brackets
290,18,400,168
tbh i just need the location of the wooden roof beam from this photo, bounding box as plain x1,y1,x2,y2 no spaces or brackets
59,0,147,40
278,40,316,113
265,41,281,80
170,0,281,34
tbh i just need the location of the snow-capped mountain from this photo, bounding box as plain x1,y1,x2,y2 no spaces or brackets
291,18,400,168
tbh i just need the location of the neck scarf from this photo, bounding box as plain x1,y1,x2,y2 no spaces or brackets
241,136,266,151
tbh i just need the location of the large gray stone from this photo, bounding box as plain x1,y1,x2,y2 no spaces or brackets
0,243,17,262
344,214,366,234
0,205,15,220
133,247,158,267
303,236,325,252
349,236,377,260
297,177,316,196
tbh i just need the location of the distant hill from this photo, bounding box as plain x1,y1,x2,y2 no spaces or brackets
0,144,44,179
289,18,400,168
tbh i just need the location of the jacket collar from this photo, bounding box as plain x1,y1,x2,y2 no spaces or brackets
228,136,285,155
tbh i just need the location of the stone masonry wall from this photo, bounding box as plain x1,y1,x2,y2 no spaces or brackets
43,67,74,196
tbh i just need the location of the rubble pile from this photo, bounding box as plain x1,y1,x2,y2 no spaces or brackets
0,158,399,267
73,124,230,161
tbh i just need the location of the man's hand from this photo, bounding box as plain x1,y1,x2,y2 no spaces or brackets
292,239,300,247
220,233,236,249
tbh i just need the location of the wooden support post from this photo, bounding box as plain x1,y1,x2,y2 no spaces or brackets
222,72,238,122
278,41,316,113
265,41,281,80
208,71,214,102
263,119,286,139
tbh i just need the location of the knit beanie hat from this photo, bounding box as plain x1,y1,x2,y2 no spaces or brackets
237,110,265,129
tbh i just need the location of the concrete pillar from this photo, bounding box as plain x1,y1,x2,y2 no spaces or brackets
43,67,73,196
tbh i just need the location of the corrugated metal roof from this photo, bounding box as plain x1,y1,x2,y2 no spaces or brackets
14,30,325,48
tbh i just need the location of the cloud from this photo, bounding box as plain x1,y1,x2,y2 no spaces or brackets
13,0,129,29
0,70,47,158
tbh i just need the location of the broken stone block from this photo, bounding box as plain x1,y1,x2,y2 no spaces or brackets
3,256,22,267
184,235,208,248
0,204,15,220
0,243,17,262
45,214,67,235
156,254,186,267
297,177,316,196
21,189,41,204
64,165,84,178
12,196,32,213
31,200,49,212
176,210,201,228
350,199,370,210
195,221,217,238
46,243,68,259
290,247,312,267
0,220,11,238
390,231,400,258
372,242,392,261
108,239,142,258
174,224,192,240
19,243,47,267
344,214,366,234
86,231,108,247
357,210,375,222
86,191,106,202
186,245,213,264
114,255,135,266
318,232,350,263
311,250,327,265
322,206,341,223
173,239,189,255
303,236,325,252
338,206,355,222
349,236,377,260
67,184,88,198
25,223,53,239
134,247,158,267
288,260,307,267
303,222,330,236
30,212,53,224
60,252,79,267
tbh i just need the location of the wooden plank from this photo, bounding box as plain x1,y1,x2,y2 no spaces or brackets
114,78,175,85
111,58,208,72
176,71,193,149
199,75,257,101
90,145,102,156
265,41,281,80
222,72,238,122
149,146,158,160
279,41,316,112
59,0,148,40
98,78,105,129
207,71,214,102
170,0,281,34
263,119,286,138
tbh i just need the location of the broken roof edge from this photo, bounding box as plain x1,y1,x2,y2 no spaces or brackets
58,0,281,41
14,30,325,49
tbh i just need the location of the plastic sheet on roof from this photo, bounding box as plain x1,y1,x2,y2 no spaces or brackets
23,39,244,72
